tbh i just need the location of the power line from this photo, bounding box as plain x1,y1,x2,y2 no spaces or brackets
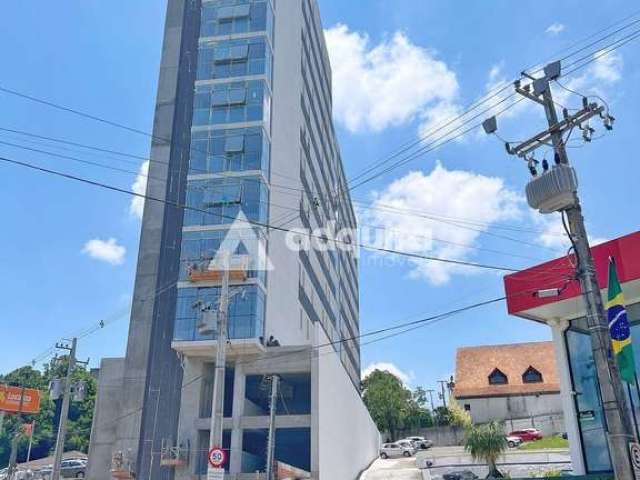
0,154,521,273
345,23,640,192
72,293,510,435
0,137,553,263
347,97,525,192
1,15,636,207
0,130,570,246
0,23,636,243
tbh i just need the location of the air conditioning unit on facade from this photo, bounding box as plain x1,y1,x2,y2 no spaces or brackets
526,164,578,214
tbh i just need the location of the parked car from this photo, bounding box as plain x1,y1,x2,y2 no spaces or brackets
506,435,523,448
509,428,543,441
0,469,35,480
37,460,86,479
379,442,415,459
443,470,479,480
402,436,433,449
397,440,417,453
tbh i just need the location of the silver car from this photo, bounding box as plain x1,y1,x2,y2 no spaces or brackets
403,436,433,450
380,442,415,458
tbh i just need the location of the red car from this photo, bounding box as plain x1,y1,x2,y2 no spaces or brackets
508,428,543,441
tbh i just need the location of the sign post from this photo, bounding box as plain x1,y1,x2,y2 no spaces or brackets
630,442,640,479
207,446,226,480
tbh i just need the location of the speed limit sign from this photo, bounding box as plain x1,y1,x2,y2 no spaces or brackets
629,442,640,478
208,446,227,468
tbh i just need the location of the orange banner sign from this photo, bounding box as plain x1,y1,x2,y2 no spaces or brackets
0,385,42,414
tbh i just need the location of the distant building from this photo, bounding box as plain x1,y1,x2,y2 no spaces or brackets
453,342,563,426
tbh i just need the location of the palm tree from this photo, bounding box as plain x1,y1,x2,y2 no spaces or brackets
464,422,507,478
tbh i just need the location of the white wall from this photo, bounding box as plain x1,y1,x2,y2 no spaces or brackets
86,358,125,480
265,0,307,347
316,326,380,480
461,393,563,427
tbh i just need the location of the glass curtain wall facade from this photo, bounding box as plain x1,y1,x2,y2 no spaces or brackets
174,0,274,344
565,303,640,473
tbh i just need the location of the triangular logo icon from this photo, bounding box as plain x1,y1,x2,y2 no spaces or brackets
209,210,274,273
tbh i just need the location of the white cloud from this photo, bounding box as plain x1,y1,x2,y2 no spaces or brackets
553,50,623,107
365,163,522,285
474,62,533,134
531,211,608,251
324,24,460,134
130,160,149,220
362,362,414,385
531,213,570,250
545,23,566,36
82,238,126,265
591,50,623,83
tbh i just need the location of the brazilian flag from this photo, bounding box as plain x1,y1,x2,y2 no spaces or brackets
607,257,637,384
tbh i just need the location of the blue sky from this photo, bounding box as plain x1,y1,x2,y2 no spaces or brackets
0,1,638,398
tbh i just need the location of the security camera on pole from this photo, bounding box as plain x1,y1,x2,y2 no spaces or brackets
482,61,634,479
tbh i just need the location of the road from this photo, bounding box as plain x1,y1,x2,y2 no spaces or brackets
360,446,571,479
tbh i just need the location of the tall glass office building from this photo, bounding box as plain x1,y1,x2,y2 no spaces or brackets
87,1,379,479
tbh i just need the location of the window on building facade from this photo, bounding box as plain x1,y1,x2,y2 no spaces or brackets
522,366,543,383
174,285,265,341
244,373,311,417
193,81,269,127
190,127,269,174
201,0,273,40
488,368,508,385
198,38,271,82
184,176,268,227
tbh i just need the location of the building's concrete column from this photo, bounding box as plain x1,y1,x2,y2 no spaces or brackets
176,358,204,480
549,318,586,474
230,364,246,474
310,324,320,478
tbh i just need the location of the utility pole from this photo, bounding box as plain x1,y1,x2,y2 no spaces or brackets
483,61,634,479
265,375,279,480
437,380,448,408
426,389,435,411
51,338,77,480
7,387,26,480
209,251,230,478
26,421,35,463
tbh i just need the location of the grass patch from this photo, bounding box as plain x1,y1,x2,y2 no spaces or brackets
519,435,569,450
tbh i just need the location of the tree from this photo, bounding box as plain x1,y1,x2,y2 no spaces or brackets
433,406,452,426
361,370,412,439
404,387,433,429
464,422,507,478
448,399,472,428
0,358,97,466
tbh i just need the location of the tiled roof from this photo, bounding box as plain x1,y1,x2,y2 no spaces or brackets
454,341,560,399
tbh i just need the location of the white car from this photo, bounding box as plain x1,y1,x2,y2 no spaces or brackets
506,435,523,448
402,436,434,450
397,440,417,454
380,442,415,458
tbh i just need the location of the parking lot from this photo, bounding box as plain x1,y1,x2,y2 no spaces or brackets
360,457,423,480
361,446,571,479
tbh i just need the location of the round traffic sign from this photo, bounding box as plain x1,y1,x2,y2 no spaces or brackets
208,447,227,468
630,442,640,469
